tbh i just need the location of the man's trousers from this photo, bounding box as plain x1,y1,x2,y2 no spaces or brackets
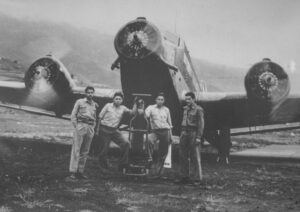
179,129,199,178
148,129,171,163
98,125,129,166
69,123,94,173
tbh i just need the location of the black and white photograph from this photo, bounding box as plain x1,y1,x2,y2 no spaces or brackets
0,0,299,211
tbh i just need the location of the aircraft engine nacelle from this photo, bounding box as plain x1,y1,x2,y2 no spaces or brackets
114,17,163,60
24,55,75,116
24,56,74,94
244,59,290,105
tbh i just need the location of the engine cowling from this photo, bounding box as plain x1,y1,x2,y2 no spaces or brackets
24,55,74,93
114,17,162,60
244,59,290,105
24,55,75,116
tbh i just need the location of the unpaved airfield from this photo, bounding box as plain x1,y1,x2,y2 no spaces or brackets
0,107,299,212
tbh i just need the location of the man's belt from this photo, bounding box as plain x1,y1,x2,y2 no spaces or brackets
77,118,95,125
181,126,197,131
78,121,95,126
151,128,170,132
100,124,118,131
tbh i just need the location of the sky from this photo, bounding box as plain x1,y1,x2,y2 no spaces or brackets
0,0,299,70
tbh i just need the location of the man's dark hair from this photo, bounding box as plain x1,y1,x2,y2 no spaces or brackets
185,92,195,99
85,86,95,93
156,92,165,99
113,91,124,99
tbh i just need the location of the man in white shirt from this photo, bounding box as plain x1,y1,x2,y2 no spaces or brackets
145,93,172,173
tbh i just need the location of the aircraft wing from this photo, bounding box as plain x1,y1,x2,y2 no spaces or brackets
0,80,115,118
198,92,300,131
0,81,28,105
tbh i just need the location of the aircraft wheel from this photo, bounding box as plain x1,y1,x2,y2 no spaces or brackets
54,104,63,118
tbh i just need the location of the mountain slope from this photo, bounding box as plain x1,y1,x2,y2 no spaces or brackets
2,13,285,93
0,13,120,88
192,58,246,92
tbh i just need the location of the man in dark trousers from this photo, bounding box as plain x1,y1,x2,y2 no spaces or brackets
145,92,173,175
96,92,136,171
67,86,98,180
177,92,204,184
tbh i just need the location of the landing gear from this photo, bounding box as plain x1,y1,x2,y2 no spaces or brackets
216,127,231,164
216,154,230,165
54,104,63,118
207,127,232,164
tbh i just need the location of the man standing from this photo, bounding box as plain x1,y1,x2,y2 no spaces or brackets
68,86,98,180
96,92,135,171
178,92,204,184
145,93,172,174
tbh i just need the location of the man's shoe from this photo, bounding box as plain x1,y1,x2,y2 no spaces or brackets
148,175,162,180
76,173,88,180
99,159,109,170
65,173,78,182
118,164,128,173
174,177,193,185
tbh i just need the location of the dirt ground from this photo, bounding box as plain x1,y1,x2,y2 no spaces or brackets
0,107,300,212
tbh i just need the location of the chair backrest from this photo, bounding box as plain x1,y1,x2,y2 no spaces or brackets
130,98,149,130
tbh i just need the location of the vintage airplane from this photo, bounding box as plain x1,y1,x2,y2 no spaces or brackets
1,17,300,162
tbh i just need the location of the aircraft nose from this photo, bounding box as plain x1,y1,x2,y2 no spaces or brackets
114,18,162,60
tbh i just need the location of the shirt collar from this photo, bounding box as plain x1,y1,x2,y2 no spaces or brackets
84,98,93,105
186,103,196,110
112,102,122,108
155,104,164,109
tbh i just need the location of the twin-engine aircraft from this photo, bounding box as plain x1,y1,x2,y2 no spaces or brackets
1,17,300,161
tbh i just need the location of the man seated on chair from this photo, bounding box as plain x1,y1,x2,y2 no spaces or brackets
145,92,173,175
96,92,136,172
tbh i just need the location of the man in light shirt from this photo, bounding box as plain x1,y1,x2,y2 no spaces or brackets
68,86,98,180
145,92,173,174
96,92,135,171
